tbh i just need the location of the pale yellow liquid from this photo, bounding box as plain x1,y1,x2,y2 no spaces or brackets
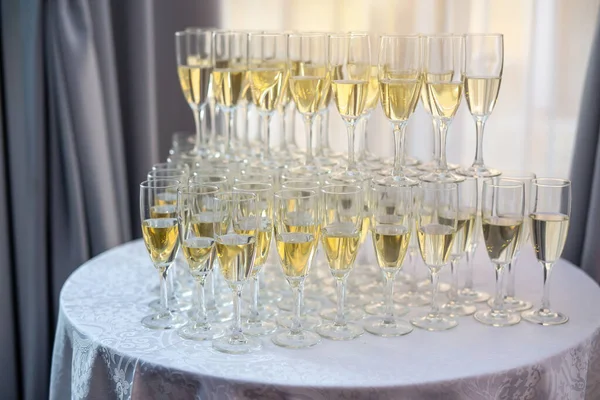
372,225,411,270
482,216,523,264
363,66,380,113
379,79,421,122
321,222,361,277
150,205,177,219
189,212,229,239
464,76,501,118
417,224,455,269
332,79,368,119
276,232,317,278
289,76,328,115
182,237,215,276
425,81,463,120
249,67,287,112
178,64,212,107
142,218,179,267
216,234,256,285
212,68,245,108
235,217,273,273
530,213,570,263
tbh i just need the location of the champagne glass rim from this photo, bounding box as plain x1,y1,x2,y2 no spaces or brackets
248,32,287,38
328,32,369,39
191,171,227,179
232,182,273,192
281,180,321,190
275,188,318,199
425,34,465,41
288,32,328,38
321,184,362,195
465,33,504,38
371,179,413,191
379,34,421,40
215,191,257,202
418,181,458,191
532,178,571,187
177,184,219,195
483,178,525,189
140,179,180,189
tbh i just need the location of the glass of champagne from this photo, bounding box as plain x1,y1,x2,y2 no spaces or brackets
212,31,248,161
176,185,225,340
487,171,535,312
364,180,413,336
140,179,185,329
475,179,524,326
411,182,459,331
288,33,330,172
328,33,371,180
272,189,322,348
356,63,380,163
378,35,422,185
316,184,364,340
175,30,213,158
459,34,503,178
248,32,289,166
441,177,478,316
212,192,261,354
420,35,465,183
522,178,571,325
231,182,278,336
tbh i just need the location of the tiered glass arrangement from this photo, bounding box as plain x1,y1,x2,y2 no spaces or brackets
136,30,572,354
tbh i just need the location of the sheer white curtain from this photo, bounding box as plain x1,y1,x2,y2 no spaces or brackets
220,0,599,177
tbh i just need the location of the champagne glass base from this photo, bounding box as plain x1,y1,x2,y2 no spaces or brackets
320,307,364,321
474,309,521,327
212,335,262,354
411,312,458,331
457,288,490,303
419,171,465,183
405,156,421,167
380,175,420,187
141,312,186,330
394,292,431,307
272,330,321,349
278,297,321,313
441,301,477,317
329,169,369,183
205,307,234,323
397,272,414,285
243,320,278,336
417,161,460,172
277,313,321,330
521,308,568,326
241,304,278,319
417,280,451,293
316,322,364,340
364,317,413,337
149,297,192,313
357,281,383,294
364,302,409,317
488,297,532,312
177,322,225,341
458,164,502,178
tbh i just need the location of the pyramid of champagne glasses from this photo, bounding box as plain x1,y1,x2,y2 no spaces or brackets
138,30,571,354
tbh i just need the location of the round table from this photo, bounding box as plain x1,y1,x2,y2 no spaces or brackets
50,239,600,399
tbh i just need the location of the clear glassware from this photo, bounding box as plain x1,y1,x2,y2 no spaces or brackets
378,35,423,185
441,177,478,317
175,29,212,159
248,32,289,167
458,34,503,178
188,172,229,191
169,131,195,157
212,192,262,354
419,35,465,184
316,184,365,340
328,33,371,180
393,232,431,307
271,189,322,348
522,178,571,326
363,180,413,336
487,171,535,312
139,179,185,329
232,182,278,336
474,179,524,327
176,185,225,340
410,182,459,331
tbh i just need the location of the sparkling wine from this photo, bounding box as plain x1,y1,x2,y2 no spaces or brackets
321,222,361,277
332,79,368,119
289,76,329,115
249,66,287,112
178,63,212,107
142,218,179,267
482,216,523,265
417,223,455,269
212,68,246,108
182,237,215,276
464,77,501,118
275,232,318,278
150,205,177,219
424,80,463,120
530,213,570,264
216,233,256,285
372,225,411,269
379,78,421,122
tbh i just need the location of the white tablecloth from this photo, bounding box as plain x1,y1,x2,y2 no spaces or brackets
50,239,600,399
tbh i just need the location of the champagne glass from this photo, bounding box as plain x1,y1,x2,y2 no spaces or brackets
288,33,330,172
316,184,364,340
175,30,212,158
378,35,422,185
420,35,465,183
212,31,248,161
364,181,413,336
441,177,478,316
189,172,229,191
232,182,278,336
394,227,430,307
328,33,371,179
212,192,262,354
176,185,225,340
522,178,571,326
458,34,503,178
248,32,289,166
487,171,535,312
169,131,195,158
475,179,524,326
140,179,185,329
410,182,459,331
356,64,380,163
272,189,322,348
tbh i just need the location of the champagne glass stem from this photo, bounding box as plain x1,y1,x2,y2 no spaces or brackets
278,105,287,152
473,118,487,168
408,249,418,293
291,280,303,334
221,109,233,156
429,270,440,316
464,246,475,290
249,275,260,323
384,272,395,324
493,264,505,312
322,109,330,152
167,262,177,300
239,101,250,147
314,114,324,157
357,117,366,161
195,279,208,325
506,255,518,299
362,115,370,158
449,259,459,302
261,114,271,159
334,276,348,326
209,99,217,149
232,286,243,341
304,115,315,164
206,272,216,310
541,262,554,311
192,107,204,154
160,266,170,313
431,119,439,164
392,122,408,176
288,103,297,149
345,121,357,171
438,120,450,171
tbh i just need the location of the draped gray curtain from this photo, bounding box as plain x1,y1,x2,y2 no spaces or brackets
0,0,218,398
564,9,600,282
